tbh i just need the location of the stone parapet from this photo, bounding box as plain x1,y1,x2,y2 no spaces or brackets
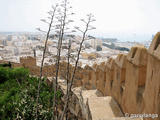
148,32,160,60
82,65,93,89
115,54,127,69
96,63,106,95
20,56,36,67
111,54,127,105
104,58,115,96
122,46,148,115
127,46,148,67
143,32,160,120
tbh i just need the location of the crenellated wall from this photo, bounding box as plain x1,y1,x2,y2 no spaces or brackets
80,32,160,119
104,58,115,96
121,46,147,114
96,62,106,95
11,58,84,86
112,54,127,106
143,32,160,120
20,56,37,67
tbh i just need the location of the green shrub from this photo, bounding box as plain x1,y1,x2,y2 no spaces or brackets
0,67,62,120
0,67,9,83
0,67,29,84
9,67,29,83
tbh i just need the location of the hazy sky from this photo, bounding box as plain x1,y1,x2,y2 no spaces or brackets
0,0,160,41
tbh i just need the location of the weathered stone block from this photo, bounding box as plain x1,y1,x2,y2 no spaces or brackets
12,63,23,68
89,69,97,89
122,46,148,114
20,56,36,68
112,54,127,106
96,63,106,95
148,32,160,60
88,96,124,120
104,58,115,96
82,65,93,89
143,32,160,120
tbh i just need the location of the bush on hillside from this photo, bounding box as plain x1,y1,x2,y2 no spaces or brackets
0,67,62,120
0,67,9,83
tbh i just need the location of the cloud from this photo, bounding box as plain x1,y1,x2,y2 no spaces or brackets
0,0,160,36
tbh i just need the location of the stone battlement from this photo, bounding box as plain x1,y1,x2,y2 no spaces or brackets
80,32,160,120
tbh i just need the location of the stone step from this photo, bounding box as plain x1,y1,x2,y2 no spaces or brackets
81,89,103,98
78,89,143,120
87,96,124,120
58,79,143,120
72,88,125,120
72,88,102,99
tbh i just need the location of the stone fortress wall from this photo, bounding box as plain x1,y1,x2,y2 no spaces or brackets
3,55,84,83
81,32,160,120
1,32,160,120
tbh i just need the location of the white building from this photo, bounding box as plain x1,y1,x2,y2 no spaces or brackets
90,39,102,49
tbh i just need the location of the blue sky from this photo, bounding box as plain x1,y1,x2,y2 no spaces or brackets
0,0,160,41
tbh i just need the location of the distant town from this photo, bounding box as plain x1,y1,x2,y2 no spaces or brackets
0,32,152,67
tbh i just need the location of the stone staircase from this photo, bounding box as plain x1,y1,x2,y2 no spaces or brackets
73,88,142,120
57,79,142,120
